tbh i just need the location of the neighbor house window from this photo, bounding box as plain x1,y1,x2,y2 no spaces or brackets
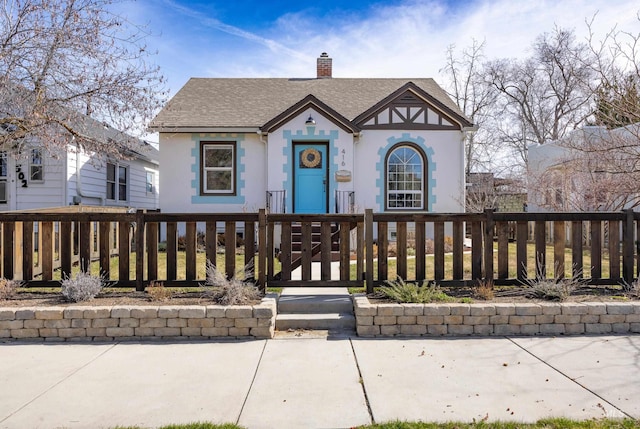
30,149,43,181
106,162,128,201
146,171,155,193
0,151,6,203
386,144,426,210
201,141,235,195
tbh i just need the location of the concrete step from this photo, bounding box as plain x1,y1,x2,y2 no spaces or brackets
275,313,356,330
278,292,353,314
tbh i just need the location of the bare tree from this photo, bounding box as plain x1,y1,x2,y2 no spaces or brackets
529,126,640,211
440,40,497,176
0,0,165,159
486,27,596,166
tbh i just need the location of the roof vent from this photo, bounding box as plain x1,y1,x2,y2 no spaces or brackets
317,52,332,79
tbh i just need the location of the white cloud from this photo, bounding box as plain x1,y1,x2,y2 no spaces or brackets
134,0,639,93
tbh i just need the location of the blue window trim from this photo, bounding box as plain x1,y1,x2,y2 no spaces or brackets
376,133,436,212
190,133,246,204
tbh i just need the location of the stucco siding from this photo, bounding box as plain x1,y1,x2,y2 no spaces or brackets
354,129,464,213
159,132,264,213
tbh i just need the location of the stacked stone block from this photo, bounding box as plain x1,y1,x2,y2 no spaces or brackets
353,295,640,337
0,295,276,342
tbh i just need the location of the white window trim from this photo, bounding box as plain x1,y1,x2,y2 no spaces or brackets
201,142,236,195
385,145,425,211
29,149,44,182
106,161,129,202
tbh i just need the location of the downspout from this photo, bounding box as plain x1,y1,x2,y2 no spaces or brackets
75,141,105,205
257,130,269,210
461,125,479,213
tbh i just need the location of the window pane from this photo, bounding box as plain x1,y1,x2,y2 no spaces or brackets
107,183,115,200
0,153,6,178
146,172,154,193
205,147,233,167
30,166,43,181
206,171,232,191
118,166,127,184
387,145,424,209
118,184,126,201
107,163,115,181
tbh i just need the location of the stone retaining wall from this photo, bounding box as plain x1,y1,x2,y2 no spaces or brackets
0,296,277,342
353,296,640,337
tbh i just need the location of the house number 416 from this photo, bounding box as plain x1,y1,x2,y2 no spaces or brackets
341,149,346,166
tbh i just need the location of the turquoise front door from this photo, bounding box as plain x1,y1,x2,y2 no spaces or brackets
294,143,328,213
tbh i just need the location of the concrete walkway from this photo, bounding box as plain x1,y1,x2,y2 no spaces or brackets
1,335,639,429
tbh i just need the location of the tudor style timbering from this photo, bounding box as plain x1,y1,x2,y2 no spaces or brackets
358,91,460,130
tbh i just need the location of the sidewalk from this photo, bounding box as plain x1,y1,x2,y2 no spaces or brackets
1,334,639,429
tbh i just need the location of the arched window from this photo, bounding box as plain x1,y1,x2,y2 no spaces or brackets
386,144,426,210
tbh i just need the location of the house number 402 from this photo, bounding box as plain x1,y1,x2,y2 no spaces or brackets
15,165,28,188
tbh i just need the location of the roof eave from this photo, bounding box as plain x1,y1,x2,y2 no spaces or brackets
150,126,260,134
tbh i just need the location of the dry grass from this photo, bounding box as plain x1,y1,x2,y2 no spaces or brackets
146,281,173,302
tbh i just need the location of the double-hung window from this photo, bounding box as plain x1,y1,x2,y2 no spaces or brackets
30,149,44,182
106,162,128,201
0,151,7,203
386,144,426,210
201,142,235,195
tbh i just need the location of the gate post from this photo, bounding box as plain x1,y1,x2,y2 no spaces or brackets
623,208,634,283
135,210,145,291
258,209,267,292
365,209,374,294
483,208,495,281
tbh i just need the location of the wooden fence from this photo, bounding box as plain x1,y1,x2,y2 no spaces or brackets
0,209,638,293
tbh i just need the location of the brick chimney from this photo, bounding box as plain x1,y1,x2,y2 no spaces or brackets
317,52,332,78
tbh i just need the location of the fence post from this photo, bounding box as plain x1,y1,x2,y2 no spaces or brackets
623,208,634,283
483,208,494,281
135,210,145,291
258,209,267,292
365,209,374,294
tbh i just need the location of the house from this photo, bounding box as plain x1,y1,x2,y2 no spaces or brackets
527,124,640,212
466,172,527,213
150,53,473,218
0,116,160,211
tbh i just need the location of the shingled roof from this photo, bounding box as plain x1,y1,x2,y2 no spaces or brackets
150,78,469,131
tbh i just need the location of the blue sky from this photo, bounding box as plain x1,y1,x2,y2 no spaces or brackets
116,0,639,98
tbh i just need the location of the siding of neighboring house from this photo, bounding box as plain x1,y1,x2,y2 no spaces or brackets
10,154,67,210
0,146,159,212
66,148,159,210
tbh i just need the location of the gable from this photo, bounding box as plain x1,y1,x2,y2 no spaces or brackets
354,84,472,131
261,94,358,134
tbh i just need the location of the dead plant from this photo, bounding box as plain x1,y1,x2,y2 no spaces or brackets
146,281,173,302
473,278,495,300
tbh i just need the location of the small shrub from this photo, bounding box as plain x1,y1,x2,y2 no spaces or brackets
60,272,107,302
0,278,21,300
473,279,495,300
521,254,586,302
146,281,173,302
621,279,640,299
378,278,454,303
201,259,262,305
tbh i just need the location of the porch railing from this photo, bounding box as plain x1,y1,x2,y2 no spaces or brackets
1,209,638,293
266,190,286,214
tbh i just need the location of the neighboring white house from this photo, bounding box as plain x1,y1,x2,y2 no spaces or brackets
150,53,473,217
528,124,640,212
0,120,160,211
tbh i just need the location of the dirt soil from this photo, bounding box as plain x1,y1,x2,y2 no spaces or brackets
367,286,640,304
2,286,638,308
0,291,263,308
